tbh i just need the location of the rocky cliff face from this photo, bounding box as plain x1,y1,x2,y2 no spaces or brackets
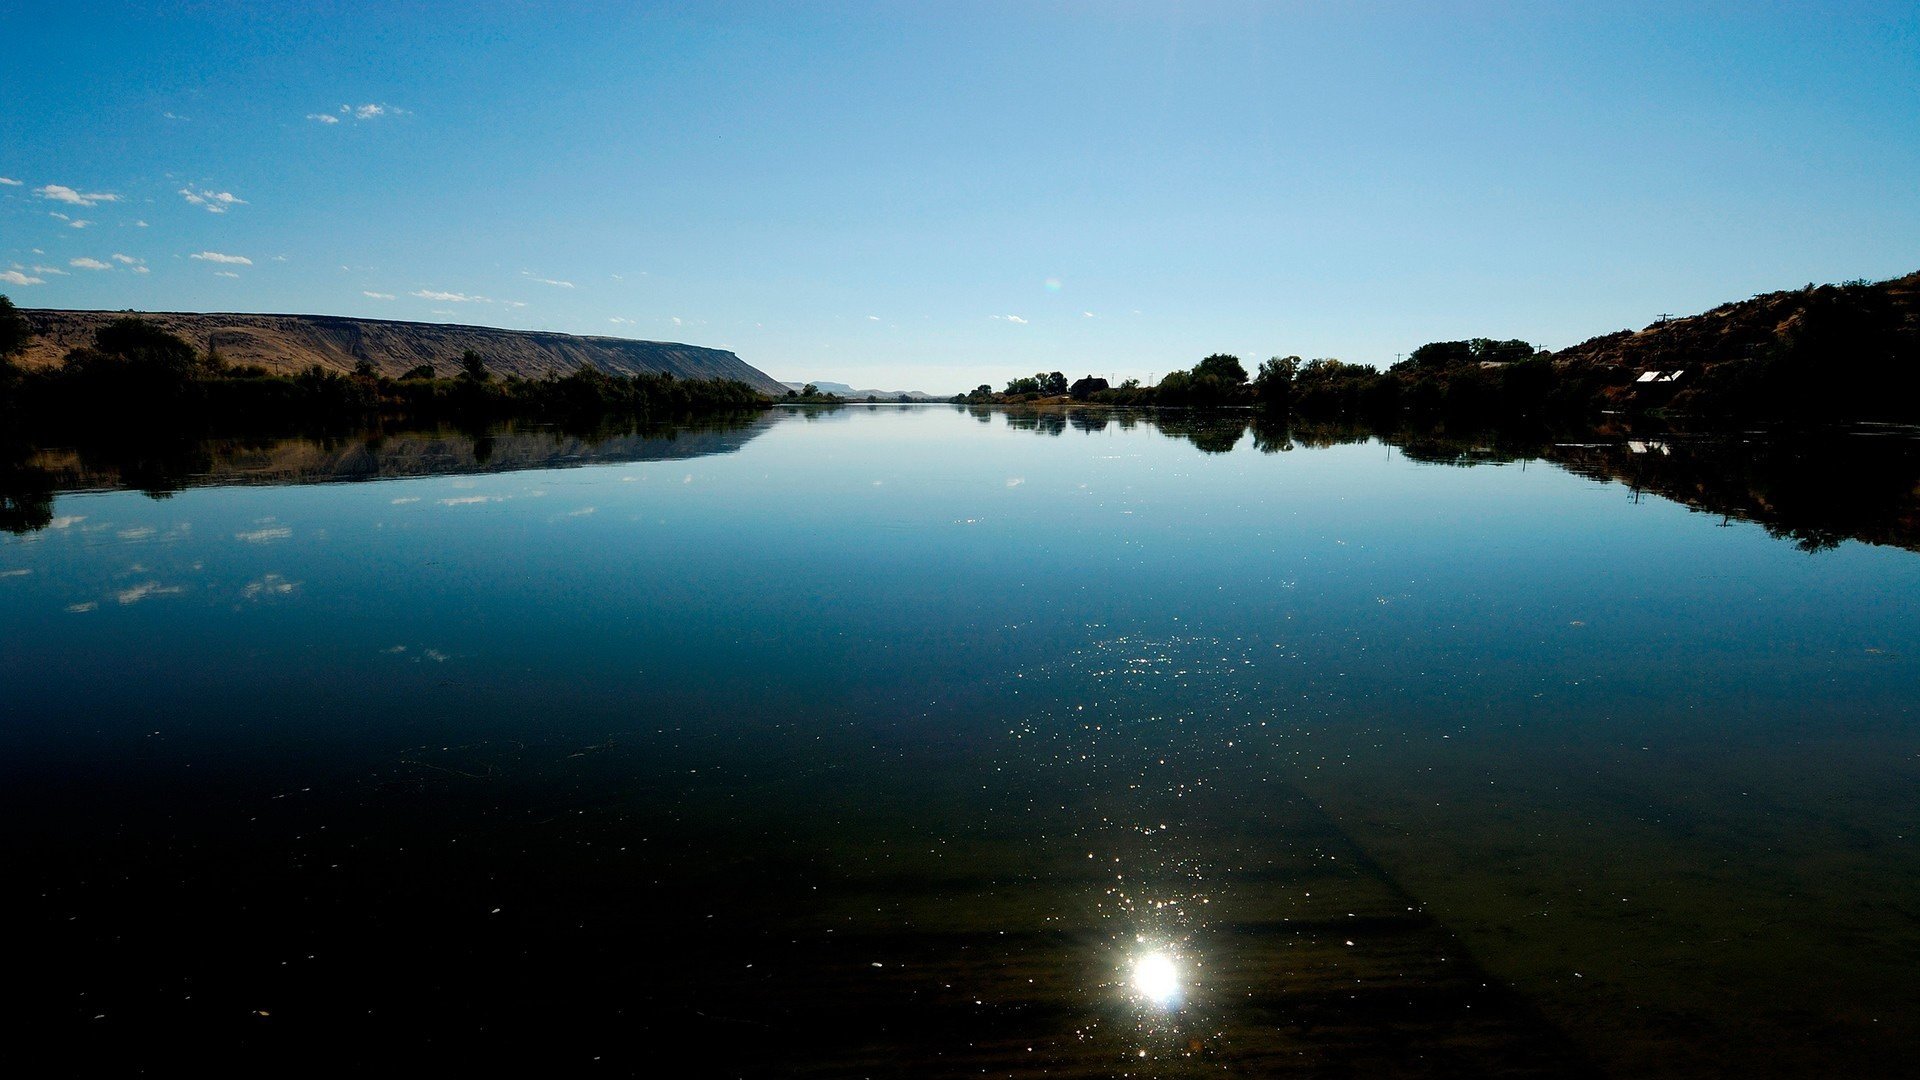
14,309,788,395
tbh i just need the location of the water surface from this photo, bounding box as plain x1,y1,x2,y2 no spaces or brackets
4,406,1918,1076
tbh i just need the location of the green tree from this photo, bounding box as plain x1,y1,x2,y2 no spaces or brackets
1254,355,1299,406
1194,353,1248,384
460,348,491,382
0,295,31,359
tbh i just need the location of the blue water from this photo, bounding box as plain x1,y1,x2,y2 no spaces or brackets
4,406,1917,1076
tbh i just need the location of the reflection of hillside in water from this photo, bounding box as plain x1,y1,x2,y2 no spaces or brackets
994,406,1920,555
0,412,776,533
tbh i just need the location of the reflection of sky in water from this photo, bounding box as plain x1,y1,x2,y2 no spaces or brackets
4,408,1920,1075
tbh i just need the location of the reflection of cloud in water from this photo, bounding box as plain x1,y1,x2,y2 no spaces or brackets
423,649,449,662
565,507,596,517
384,645,407,654
118,526,156,540
391,497,421,505
241,574,299,600
235,526,292,543
49,516,86,529
1,568,30,578
66,601,98,613
117,581,183,604
439,495,503,506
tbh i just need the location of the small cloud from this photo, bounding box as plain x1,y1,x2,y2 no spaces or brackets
214,270,240,278
163,111,189,121
235,526,291,543
609,317,635,325
521,272,574,288
566,507,596,517
306,113,341,124
0,270,44,286
49,515,85,529
118,526,156,539
271,254,288,262
67,219,91,229
363,291,395,300
112,253,142,265
671,316,683,326
390,496,420,505
66,601,99,613
36,184,120,207
179,187,246,213
71,257,112,270
438,495,502,506
0,176,23,186
30,264,68,275
991,314,1029,324
1083,311,1096,318
866,315,881,321
1006,477,1025,487
413,289,479,302
355,103,386,120
48,211,67,220
0,568,30,578
132,266,150,274
134,220,148,227
191,251,252,265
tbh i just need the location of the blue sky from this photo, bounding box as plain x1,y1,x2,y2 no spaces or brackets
4,2,1917,391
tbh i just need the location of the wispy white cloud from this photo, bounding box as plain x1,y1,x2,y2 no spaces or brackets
29,264,67,275
68,219,91,229
523,275,574,288
866,315,881,321
412,289,523,308
190,251,252,265
66,601,98,613
609,317,635,325
163,111,189,121
0,270,44,286
992,314,1029,324
306,113,341,124
36,184,120,207
0,176,22,186
235,526,291,543
112,253,141,265
214,270,240,278
354,103,386,119
363,290,395,300
178,187,246,213
70,257,112,270
1083,311,1096,318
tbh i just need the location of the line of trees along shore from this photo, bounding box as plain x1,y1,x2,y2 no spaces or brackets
0,299,766,434
957,274,1920,426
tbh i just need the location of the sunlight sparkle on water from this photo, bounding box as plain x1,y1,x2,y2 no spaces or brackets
1130,951,1181,1007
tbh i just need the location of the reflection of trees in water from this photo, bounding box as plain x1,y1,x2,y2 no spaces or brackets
0,413,776,533
991,406,1920,555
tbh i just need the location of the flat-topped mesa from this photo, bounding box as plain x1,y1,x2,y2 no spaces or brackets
13,309,788,396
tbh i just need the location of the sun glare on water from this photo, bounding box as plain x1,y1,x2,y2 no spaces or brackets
1130,951,1181,1007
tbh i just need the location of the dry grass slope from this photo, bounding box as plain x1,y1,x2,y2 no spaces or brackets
14,309,788,395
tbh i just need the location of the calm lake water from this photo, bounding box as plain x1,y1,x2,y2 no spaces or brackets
4,405,1919,1076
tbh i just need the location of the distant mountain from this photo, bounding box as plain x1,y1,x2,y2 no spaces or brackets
13,309,789,395
781,380,946,401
